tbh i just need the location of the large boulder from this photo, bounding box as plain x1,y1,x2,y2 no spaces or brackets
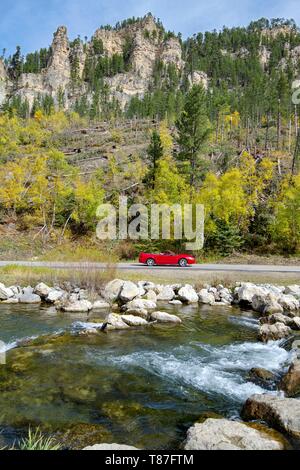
278,294,299,313
235,283,268,305
34,282,52,298
178,285,198,304
144,289,157,301
184,418,285,450
18,287,41,304
198,289,215,305
156,286,175,301
284,285,300,299
83,443,139,450
150,311,182,324
258,322,291,342
242,394,300,440
0,282,14,300
46,289,66,303
102,279,125,303
280,359,300,397
252,293,283,315
119,281,142,302
106,313,130,330
121,314,148,327
259,313,294,327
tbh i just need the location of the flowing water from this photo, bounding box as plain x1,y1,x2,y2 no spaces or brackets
0,302,292,449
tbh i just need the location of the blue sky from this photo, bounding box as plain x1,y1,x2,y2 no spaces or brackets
0,0,299,56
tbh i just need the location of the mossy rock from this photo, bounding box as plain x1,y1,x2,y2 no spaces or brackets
54,423,113,450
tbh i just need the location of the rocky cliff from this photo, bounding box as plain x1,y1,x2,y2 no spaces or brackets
0,14,208,112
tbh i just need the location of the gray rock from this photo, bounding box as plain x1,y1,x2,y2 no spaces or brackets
125,298,156,311
235,283,268,305
252,293,283,315
34,282,52,298
106,313,130,330
61,300,93,312
278,294,299,312
156,286,175,301
119,281,142,302
259,313,294,327
284,285,300,299
144,289,157,301
1,297,19,304
93,300,110,309
184,418,285,450
46,289,66,303
0,282,14,300
198,289,215,305
102,279,125,303
178,284,198,304
150,311,182,324
242,394,300,440
121,314,148,327
258,322,291,342
168,299,182,305
18,288,41,304
83,443,139,450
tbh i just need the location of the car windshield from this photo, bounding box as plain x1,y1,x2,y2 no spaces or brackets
161,251,175,255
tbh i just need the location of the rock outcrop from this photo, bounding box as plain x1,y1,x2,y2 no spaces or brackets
3,14,207,112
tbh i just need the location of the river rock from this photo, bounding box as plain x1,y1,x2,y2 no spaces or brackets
144,289,157,301
106,313,130,329
18,287,41,304
235,283,268,305
61,299,93,312
125,307,148,319
178,285,198,304
258,322,291,342
198,289,215,305
248,368,276,387
184,418,285,450
156,286,175,301
125,298,156,311
0,282,14,300
218,287,234,304
150,311,182,324
278,294,299,312
102,279,125,302
252,293,283,315
93,300,110,309
284,285,300,299
292,317,300,330
280,359,300,397
121,314,148,327
260,313,294,327
119,281,142,302
83,443,139,450
34,282,52,298
1,297,19,304
242,394,300,440
46,289,66,303
169,299,182,305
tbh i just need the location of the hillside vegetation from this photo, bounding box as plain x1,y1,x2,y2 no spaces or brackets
0,15,300,260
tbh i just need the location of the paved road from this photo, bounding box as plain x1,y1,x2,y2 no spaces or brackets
0,261,299,273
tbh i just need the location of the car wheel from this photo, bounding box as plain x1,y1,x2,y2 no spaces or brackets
179,258,188,267
146,258,155,266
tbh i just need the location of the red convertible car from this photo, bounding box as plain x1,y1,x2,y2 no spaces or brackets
139,251,196,267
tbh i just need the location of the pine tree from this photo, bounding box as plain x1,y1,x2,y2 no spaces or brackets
176,85,211,187
146,130,163,188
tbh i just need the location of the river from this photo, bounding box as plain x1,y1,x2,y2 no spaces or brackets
0,302,292,449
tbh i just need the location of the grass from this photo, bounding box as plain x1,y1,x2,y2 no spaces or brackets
19,428,61,451
0,264,117,291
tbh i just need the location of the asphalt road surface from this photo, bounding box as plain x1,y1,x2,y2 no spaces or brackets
0,261,299,273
